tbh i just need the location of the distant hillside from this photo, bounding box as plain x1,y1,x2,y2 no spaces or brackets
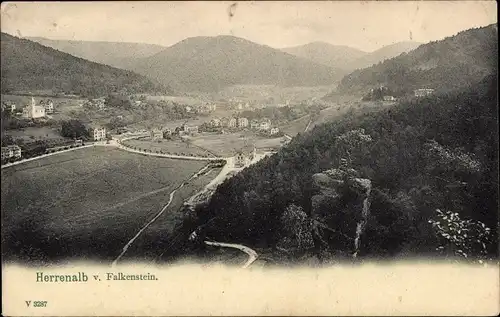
334,24,497,96
27,37,166,69
128,35,344,92
347,41,422,70
1,33,171,97
282,41,421,72
281,42,367,70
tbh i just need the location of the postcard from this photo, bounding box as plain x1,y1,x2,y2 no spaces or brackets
1,1,498,316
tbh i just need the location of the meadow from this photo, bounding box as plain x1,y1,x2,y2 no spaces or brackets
1,146,213,264
119,166,222,262
122,138,213,157
190,132,283,157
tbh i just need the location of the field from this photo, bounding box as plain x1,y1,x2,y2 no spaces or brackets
189,132,283,156
1,146,215,264
4,126,63,143
143,95,208,105
120,165,222,262
216,84,337,104
280,115,311,136
122,138,213,157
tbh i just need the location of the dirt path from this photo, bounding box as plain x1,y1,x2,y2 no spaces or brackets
111,164,212,266
204,240,258,268
304,119,312,132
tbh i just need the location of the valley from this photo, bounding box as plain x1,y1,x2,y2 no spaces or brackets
1,20,497,269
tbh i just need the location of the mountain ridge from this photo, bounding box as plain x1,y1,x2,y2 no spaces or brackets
329,24,497,97
1,33,171,97
281,41,422,71
26,36,167,69
127,35,344,92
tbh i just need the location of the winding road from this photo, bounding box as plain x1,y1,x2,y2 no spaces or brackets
204,240,258,268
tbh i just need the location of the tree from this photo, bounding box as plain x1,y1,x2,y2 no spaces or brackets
334,128,373,166
107,117,127,130
276,204,314,255
60,120,89,139
429,209,493,262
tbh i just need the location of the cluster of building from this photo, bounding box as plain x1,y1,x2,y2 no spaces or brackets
1,144,22,161
1,101,17,113
179,123,199,136
196,103,217,114
250,118,280,135
209,116,249,129
182,103,217,114
414,88,435,97
22,97,55,119
207,116,280,135
149,123,199,140
2,97,55,119
383,96,397,101
150,127,175,140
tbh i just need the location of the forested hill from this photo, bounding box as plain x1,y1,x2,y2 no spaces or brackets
128,35,343,93
1,33,172,97
333,24,497,97
187,74,498,263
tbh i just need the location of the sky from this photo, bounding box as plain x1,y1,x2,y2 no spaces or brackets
1,1,497,52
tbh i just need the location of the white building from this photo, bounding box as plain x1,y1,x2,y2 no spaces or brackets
89,126,106,141
150,129,163,140
383,96,396,101
43,100,54,114
238,117,249,128
234,145,256,168
1,145,22,160
22,97,46,119
210,118,221,127
250,120,260,130
92,97,106,110
182,124,198,135
414,89,435,97
259,118,271,131
228,117,237,128
270,127,280,135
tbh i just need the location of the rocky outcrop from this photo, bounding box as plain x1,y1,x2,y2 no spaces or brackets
310,167,372,258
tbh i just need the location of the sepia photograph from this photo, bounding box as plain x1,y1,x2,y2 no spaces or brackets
1,1,498,315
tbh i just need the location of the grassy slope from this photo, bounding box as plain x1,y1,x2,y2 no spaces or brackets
1,147,208,264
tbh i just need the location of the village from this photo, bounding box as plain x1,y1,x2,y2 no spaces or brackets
1,94,292,165
1,85,436,164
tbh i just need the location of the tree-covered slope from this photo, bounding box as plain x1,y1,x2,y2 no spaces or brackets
333,24,497,97
186,74,498,263
129,35,343,92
